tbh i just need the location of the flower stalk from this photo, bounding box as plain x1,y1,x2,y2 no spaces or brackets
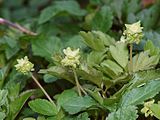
72,68,82,96
129,44,133,73
31,73,56,106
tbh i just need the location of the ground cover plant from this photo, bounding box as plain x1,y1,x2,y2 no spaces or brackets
0,0,160,120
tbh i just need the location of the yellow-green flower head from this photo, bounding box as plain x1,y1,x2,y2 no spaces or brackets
61,47,80,68
141,99,155,117
121,21,143,44
15,56,34,74
125,21,143,35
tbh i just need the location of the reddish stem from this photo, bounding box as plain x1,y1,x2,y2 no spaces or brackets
0,18,37,36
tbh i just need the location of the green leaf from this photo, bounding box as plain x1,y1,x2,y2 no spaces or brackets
144,40,160,56
87,51,105,67
91,6,113,32
7,90,34,120
128,69,160,89
107,106,138,120
38,6,56,24
62,96,97,114
31,35,62,61
86,89,103,105
101,59,123,77
79,31,105,51
43,74,58,83
110,43,128,68
40,66,75,84
120,80,160,107
132,51,159,72
29,99,58,116
63,112,90,120
77,65,103,87
150,103,160,119
64,35,86,49
57,89,78,107
39,0,86,24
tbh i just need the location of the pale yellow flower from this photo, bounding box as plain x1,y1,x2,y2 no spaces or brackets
121,21,143,44
141,99,155,117
15,56,34,74
125,21,143,35
61,47,80,68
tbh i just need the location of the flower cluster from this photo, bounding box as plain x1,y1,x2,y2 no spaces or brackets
141,99,154,117
61,47,80,68
120,21,143,44
15,56,34,74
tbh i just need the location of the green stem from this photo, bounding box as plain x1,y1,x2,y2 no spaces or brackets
31,73,56,106
129,44,133,73
72,68,82,96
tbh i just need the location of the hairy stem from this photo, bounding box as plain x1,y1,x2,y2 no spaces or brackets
72,68,82,96
0,18,37,35
31,73,56,106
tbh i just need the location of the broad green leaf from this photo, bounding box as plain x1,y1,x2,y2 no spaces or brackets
57,89,78,107
78,65,103,87
91,6,113,32
91,31,115,46
120,80,160,107
87,51,105,67
110,43,128,68
79,31,105,51
132,51,159,72
101,59,123,77
144,40,160,56
31,35,62,61
64,35,86,49
128,69,160,89
43,74,58,83
39,0,86,24
38,6,56,24
6,90,34,120
40,66,75,83
29,99,58,116
107,106,138,120
62,96,97,114
150,104,160,119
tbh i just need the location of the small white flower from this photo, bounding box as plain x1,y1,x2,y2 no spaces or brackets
15,56,34,74
61,47,80,68
124,21,143,35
